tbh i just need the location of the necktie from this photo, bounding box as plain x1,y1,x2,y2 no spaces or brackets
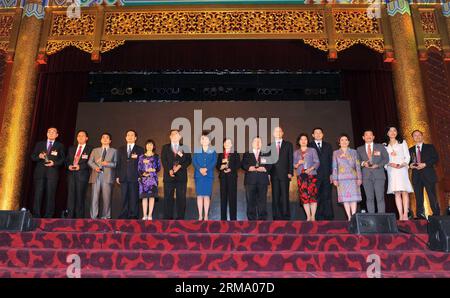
367,144,372,160
47,141,53,154
73,145,82,165
317,142,321,150
255,150,259,162
128,145,132,159
173,144,178,156
276,141,280,154
101,148,107,161
416,146,421,163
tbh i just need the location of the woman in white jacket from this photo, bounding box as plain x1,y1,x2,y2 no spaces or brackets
384,126,414,220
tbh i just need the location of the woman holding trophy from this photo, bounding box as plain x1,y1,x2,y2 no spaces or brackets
138,140,161,220
216,138,241,220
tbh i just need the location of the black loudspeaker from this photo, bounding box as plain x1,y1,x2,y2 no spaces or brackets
349,213,398,234
427,216,450,252
0,210,34,232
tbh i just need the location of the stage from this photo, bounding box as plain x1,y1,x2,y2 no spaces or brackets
0,218,449,278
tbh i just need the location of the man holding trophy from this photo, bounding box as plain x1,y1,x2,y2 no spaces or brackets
357,130,389,213
30,127,65,218
88,133,117,219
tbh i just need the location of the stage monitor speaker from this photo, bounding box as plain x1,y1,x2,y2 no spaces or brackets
0,210,34,232
427,216,450,252
349,213,398,234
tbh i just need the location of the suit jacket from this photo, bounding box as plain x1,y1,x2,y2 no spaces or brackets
66,144,93,181
88,147,117,184
309,141,333,179
193,147,217,179
116,144,145,183
161,143,192,183
356,143,389,180
31,140,65,180
409,143,439,184
267,140,293,180
216,152,241,179
241,151,272,185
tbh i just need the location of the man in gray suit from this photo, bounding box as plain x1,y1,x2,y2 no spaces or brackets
88,133,117,219
357,130,389,213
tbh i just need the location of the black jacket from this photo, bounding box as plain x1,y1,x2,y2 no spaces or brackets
216,152,241,179
161,143,192,183
242,151,272,185
65,144,93,181
267,140,294,181
409,143,439,183
116,144,145,183
308,141,333,179
31,140,65,180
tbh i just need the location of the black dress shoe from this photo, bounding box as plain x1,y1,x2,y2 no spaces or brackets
415,213,427,220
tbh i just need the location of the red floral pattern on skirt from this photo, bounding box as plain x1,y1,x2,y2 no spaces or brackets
297,174,318,204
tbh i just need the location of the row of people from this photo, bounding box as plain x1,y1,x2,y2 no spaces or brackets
31,126,441,221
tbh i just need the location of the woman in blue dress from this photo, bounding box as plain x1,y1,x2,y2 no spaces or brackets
193,131,217,220
138,140,161,220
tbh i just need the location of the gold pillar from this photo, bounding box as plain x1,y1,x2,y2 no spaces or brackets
0,0,44,210
387,0,433,216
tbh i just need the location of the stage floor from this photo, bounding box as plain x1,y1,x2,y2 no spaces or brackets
0,219,449,278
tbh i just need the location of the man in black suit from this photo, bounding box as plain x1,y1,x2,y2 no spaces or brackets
309,127,334,220
30,127,65,218
65,130,92,218
161,129,192,220
242,137,272,220
116,130,144,219
268,127,293,220
409,130,441,218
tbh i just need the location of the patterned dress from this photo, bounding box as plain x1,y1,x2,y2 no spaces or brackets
138,154,161,199
293,148,319,205
331,148,362,203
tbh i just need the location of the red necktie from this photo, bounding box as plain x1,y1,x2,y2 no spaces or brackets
224,151,229,160
417,146,421,163
73,145,82,165
367,144,372,159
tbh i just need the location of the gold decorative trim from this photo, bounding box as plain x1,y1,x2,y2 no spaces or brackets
0,41,8,52
424,38,442,51
334,10,380,34
100,40,125,53
50,14,96,36
46,40,93,55
336,38,384,53
0,15,14,38
104,10,325,35
420,11,437,34
303,38,328,51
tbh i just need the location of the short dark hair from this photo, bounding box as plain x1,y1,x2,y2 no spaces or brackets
76,130,89,138
125,129,137,138
337,133,351,147
296,133,309,147
169,129,180,135
101,132,112,140
312,127,324,134
362,129,374,135
47,127,58,133
411,129,423,137
144,139,156,153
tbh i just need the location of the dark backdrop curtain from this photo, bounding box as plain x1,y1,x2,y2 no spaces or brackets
23,40,398,214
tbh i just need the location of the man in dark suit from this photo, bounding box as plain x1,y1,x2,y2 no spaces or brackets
116,130,144,219
30,127,65,218
242,137,272,220
161,129,192,220
409,130,441,218
65,130,92,218
309,127,334,220
268,127,293,220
